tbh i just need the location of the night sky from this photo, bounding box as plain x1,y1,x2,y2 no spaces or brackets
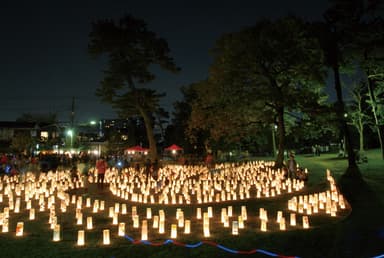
0,0,329,123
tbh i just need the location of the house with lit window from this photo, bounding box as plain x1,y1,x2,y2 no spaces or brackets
0,121,63,153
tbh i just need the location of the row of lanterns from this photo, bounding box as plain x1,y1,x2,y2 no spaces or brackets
0,165,347,244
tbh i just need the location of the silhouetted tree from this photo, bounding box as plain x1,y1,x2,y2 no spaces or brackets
88,15,180,161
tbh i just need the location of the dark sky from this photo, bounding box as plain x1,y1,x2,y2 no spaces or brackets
0,0,329,123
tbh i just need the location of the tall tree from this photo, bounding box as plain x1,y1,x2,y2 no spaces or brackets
354,16,384,159
88,15,180,161
189,17,326,167
347,81,370,154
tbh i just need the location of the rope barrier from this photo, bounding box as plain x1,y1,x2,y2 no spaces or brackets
124,235,299,257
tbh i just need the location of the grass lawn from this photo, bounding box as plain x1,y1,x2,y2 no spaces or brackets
0,149,383,258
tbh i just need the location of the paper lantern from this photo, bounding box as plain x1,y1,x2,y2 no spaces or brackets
93,200,99,213
196,207,202,219
86,197,91,207
121,204,127,214
100,200,105,210
53,224,60,241
133,215,139,228
109,207,114,218
114,203,120,213
146,208,152,219
207,206,213,218
260,220,267,232
103,229,110,245
15,222,24,236
302,216,309,229
238,215,244,229
29,208,35,220
153,215,159,228
77,212,83,225
77,230,85,246
170,224,177,239
227,206,233,217
241,206,247,220
71,195,76,204
118,222,125,236
159,219,165,234
141,220,148,240
279,217,286,231
232,221,239,235
112,212,118,225
290,213,296,226
184,219,191,234
203,212,210,237
87,217,93,229
276,211,283,223
2,218,8,232
14,198,20,213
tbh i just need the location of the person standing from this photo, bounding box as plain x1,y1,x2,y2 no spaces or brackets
96,156,107,189
287,153,297,179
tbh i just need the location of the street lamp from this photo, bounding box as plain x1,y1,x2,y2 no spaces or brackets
271,124,277,157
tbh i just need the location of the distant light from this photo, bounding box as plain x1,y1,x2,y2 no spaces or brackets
90,121,96,125
172,150,176,155
67,130,73,136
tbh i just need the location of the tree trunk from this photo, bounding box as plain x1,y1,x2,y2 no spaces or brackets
275,106,285,168
367,77,384,159
332,64,359,175
139,108,158,162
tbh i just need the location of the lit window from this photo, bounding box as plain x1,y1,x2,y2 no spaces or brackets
41,131,49,139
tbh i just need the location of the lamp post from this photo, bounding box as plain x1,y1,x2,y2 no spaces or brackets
271,124,277,157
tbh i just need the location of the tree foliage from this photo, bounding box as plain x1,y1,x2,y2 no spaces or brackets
188,16,327,167
88,15,179,160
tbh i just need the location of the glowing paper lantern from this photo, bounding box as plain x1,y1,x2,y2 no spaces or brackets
87,217,93,229
53,224,60,241
238,215,244,229
207,206,213,218
15,222,24,236
203,212,210,237
112,212,118,225
77,230,85,246
77,212,83,225
86,197,91,207
118,222,125,236
100,200,105,210
133,215,139,228
170,224,177,239
279,217,286,231
29,208,35,220
103,229,110,245
241,206,247,220
141,220,148,240
232,221,239,235
2,218,8,232
290,213,296,226
153,215,159,228
146,208,152,219
184,219,191,234
109,207,114,218
260,220,267,232
196,207,202,219
121,204,127,214
302,216,309,229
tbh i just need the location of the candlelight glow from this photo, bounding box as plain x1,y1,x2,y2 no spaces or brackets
103,229,110,245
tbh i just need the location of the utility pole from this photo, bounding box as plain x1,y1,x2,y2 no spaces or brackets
71,96,75,128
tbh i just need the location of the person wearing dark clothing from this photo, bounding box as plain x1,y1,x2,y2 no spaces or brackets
287,153,297,179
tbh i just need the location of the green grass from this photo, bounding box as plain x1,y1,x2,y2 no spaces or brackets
0,149,383,258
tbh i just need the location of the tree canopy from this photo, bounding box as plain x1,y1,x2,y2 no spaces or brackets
88,15,180,160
